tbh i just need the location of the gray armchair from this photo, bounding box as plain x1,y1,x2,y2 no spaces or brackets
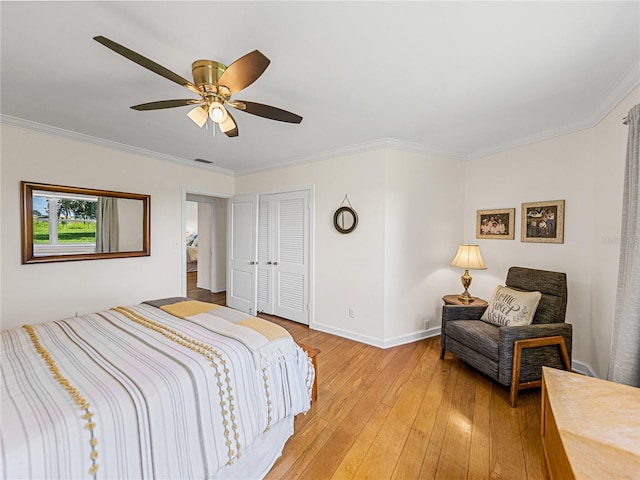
440,266,572,406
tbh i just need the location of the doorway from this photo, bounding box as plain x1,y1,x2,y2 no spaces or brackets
182,189,228,301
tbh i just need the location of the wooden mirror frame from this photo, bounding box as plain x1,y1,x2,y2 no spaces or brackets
333,206,358,234
21,181,151,264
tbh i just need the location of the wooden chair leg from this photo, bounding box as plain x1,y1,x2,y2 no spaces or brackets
440,347,446,359
510,336,570,408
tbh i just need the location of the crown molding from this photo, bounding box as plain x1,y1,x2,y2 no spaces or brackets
384,138,468,160
587,57,640,127
0,115,236,176
233,139,392,176
234,138,468,176
467,59,640,161
4,56,638,174
464,119,594,161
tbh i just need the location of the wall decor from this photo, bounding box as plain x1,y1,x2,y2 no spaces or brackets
476,208,515,240
21,181,151,264
521,200,565,244
333,195,358,234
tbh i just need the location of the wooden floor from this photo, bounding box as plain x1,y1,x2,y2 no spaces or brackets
186,272,226,304
187,275,545,480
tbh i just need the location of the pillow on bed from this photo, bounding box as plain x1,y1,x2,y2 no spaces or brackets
481,285,542,327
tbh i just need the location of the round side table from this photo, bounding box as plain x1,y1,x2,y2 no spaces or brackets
442,295,488,307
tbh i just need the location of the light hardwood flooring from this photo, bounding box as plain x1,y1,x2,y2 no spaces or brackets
186,272,226,305
187,276,545,479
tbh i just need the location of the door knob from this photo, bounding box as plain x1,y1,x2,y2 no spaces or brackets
249,261,257,265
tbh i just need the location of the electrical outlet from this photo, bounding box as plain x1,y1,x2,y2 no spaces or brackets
349,307,355,318
424,320,429,330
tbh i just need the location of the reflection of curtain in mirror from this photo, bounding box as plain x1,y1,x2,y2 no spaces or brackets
95,197,119,253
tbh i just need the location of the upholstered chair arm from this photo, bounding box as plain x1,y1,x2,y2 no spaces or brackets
441,305,488,351
442,305,488,321
497,323,572,385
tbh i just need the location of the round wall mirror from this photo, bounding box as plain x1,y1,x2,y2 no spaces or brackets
333,206,358,234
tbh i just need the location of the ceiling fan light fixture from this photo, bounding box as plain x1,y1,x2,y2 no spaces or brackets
187,106,208,127
209,102,228,123
93,36,303,138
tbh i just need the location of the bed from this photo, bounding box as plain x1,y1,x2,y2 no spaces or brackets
186,234,198,272
0,299,314,479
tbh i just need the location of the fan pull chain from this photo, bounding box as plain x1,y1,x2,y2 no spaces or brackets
204,118,217,136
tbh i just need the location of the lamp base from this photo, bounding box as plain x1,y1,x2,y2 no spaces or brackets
458,269,474,305
457,292,474,305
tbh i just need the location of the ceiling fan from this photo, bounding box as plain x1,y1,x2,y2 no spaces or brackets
93,36,303,137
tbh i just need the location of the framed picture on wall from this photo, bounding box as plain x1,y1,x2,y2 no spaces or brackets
476,208,515,240
521,200,565,243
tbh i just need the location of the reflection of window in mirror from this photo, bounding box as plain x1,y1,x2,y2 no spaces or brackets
32,194,145,255
32,190,99,256
22,182,150,264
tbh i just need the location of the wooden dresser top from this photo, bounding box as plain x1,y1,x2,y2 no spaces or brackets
542,367,640,479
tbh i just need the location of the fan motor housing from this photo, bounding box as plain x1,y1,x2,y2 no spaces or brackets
192,60,226,88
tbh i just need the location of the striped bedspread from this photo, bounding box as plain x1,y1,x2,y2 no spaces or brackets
1,303,313,479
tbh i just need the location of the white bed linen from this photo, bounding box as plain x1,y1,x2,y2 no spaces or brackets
1,304,312,479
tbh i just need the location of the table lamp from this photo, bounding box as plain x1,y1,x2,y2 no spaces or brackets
450,244,487,304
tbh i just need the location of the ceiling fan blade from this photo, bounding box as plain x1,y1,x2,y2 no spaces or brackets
217,50,270,95
93,36,201,96
235,101,303,124
131,99,203,111
219,109,239,137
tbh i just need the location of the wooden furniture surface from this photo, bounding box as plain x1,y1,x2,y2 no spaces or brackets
541,367,640,479
442,295,488,306
297,342,320,402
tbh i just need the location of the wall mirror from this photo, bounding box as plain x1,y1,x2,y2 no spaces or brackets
333,206,358,234
21,181,150,264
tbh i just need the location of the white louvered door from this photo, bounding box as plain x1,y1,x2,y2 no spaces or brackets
257,198,273,314
257,190,310,324
226,194,258,315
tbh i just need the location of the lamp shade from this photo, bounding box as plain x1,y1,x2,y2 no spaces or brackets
187,106,208,128
450,244,487,270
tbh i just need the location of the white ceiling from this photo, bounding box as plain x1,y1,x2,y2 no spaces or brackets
1,1,639,175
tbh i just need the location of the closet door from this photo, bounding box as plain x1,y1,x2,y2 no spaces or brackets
229,189,310,323
257,190,310,324
256,198,273,314
274,191,309,324
226,194,258,315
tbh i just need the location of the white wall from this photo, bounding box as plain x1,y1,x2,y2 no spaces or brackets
185,201,198,237
383,149,464,340
237,150,388,342
236,147,464,346
213,199,227,293
117,197,144,252
197,202,212,290
1,124,234,329
463,86,639,377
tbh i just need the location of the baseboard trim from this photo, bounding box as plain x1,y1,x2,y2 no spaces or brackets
309,322,441,349
196,281,211,291
309,322,600,375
